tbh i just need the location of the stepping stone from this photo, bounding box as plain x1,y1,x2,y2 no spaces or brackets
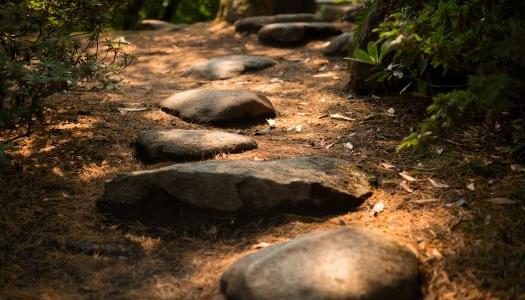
322,32,354,56
235,13,323,34
159,89,275,124
135,129,257,163
258,22,342,45
136,19,183,31
221,227,420,300
319,4,364,22
184,55,276,80
97,157,372,216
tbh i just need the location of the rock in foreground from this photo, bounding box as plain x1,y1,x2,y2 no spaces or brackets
98,157,372,216
184,55,276,80
221,228,420,300
159,89,275,124
135,129,257,163
235,13,322,33
258,22,342,45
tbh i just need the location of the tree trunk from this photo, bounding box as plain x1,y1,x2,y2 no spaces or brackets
161,0,181,21
347,0,401,94
122,0,145,29
217,0,316,23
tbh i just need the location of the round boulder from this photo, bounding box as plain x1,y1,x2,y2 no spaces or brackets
221,227,420,300
235,13,322,34
159,89,275,125
258,22,342,45
322,32,354,56
135,129,257,163
184,55,276,80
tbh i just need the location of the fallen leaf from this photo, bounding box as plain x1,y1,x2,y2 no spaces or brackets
436,147,444,155
466,183,475,191
386,107,395,116
252,241,271,249
428,178,449,188
266,119,276,128
330,113,355,122
113,36,132,45
117,107,147,114
344,142,354,150
399,171,417,182
380,162,396,170
370,202,385,216
486,197,517,205
287,125,302,132
400,180,414,193
318,65,327,72
412,199,440,204
455,198,467,207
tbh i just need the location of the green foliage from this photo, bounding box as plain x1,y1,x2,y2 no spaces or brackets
0,0,133,163
352,0,525,151
111,0,220,29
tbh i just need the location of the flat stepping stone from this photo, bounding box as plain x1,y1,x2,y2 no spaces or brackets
221,227,420,300
97,157,372,216
135,129,257,163
319,4,364,22
184,55,276,80
136,19,183,31
159,89,275,125
235,13,323,34
322,32,354,56
258,22,342,45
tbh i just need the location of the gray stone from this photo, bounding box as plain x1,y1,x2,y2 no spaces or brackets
135,129,257,163
319,4,364,22
159,89,275,124
258,22,342,45
217,0,316,23
322,32,354,56
97,157,372,215
136,19,178,30
235,14,322,34
221,227,420,300
184,55,276,80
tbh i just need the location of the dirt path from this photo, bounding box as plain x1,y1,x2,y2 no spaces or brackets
1,22,523,299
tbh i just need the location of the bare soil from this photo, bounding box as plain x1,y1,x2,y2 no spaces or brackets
1,22,524,300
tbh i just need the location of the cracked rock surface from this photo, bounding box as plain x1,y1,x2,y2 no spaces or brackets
97,157,371,216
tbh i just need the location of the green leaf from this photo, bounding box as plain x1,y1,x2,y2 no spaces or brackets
353,49,375,65
367,42,379,64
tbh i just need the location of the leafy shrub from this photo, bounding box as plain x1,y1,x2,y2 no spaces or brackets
0,0,133,163
351,0,525,151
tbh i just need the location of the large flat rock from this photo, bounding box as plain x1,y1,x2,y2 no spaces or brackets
258,22,342,45
184,55,276,80
235,14,323,34
221,227,420,300
135,129,257,163
159,89,275,125
97,157,372,216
